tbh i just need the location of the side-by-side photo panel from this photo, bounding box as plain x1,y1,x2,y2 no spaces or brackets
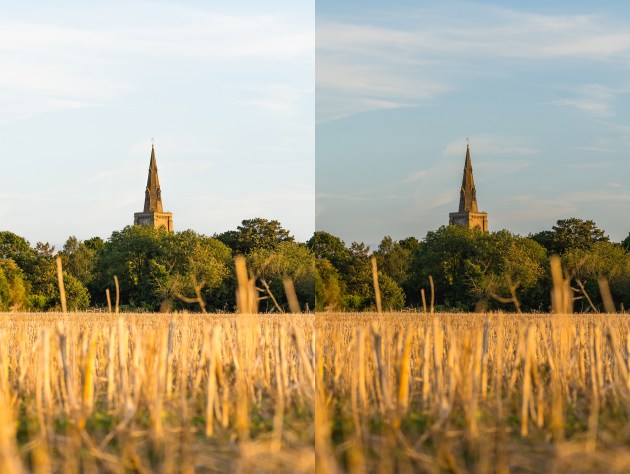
0,2,314,472
316,1,630,472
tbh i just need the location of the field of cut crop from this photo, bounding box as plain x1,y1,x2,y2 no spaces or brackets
5,311,630,473
316,312,630,474
0,313,314,473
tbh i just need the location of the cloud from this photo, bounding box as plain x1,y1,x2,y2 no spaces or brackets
0,5,313,123
317,58,449,122
235,83,312,118
544,84,630,117
317,6,630,121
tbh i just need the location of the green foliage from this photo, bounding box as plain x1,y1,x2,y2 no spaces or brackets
93,225,168,309
563,241,630,312
374,236,420,305
62,271,90,311
314,258,342,311
61,236,101,287
94,226,232,312
471,230,547,312
7,215,630,314
309,231,407,311
0,231,91,311
0,259,27,311
377,272,405,311
307,231,353,272
162,230,232,311
531,218,609,255
216,218,294,255
409,226,547,311
0,231,36,270
247,241,315,312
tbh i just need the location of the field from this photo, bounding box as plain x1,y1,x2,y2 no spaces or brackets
0,313,314,473
317,312,630,474
5,310,630,473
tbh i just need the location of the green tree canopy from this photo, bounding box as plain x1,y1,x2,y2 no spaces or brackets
410,226,547,312
0,259,27,311
306,231,352,272
94,226,231,312
374,236,420,305
531,218,609,255
61,236,101,287
216,218,294,255
314,258,342,311
247,241,315,312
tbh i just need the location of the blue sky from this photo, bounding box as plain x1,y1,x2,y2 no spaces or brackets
0,1,314,247
316,1,630,247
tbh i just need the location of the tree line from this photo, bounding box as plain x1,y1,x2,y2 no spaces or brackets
1,217,629,313
314,218,630,313
0,219,314,312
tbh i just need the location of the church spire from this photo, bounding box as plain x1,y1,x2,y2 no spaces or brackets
448,143,488,232
134,144,173,232
458,144,478,213
143,144,164,213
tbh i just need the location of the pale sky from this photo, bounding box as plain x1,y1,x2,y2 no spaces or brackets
0,1,314,247
317,1,630,246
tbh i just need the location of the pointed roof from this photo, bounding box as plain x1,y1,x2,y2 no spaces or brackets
458,144,478,213
143,145,164,213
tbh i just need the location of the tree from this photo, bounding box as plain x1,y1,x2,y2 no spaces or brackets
374,236,420,305
409,226,547,312
410,226,479,310
314,258,342,311
306,231,352,272
531,218,609,255
0,231,88,310
247,241,315,312
161,230,232,312
0,259,27,311
216,218,294,255
0,231,36,271
61,236,101,287
377,272,405,311
95,226,232,312
93,226,167,309
62,271,91,311
471,231,547,312
563,241,630,312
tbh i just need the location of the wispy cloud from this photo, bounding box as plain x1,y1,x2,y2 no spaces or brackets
0,5,312,123
317,5,630,121
544,84,630,117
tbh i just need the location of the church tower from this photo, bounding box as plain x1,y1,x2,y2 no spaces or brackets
133,145,174,232
448,144,488,232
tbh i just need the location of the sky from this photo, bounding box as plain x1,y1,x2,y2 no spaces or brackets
316,0,630,248
0,1,314,247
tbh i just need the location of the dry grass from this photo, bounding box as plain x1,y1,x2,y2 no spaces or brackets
0,312,314,473
317,312,630,473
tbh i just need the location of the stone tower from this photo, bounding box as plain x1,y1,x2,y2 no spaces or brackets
133,145,174,232
448,144,488,232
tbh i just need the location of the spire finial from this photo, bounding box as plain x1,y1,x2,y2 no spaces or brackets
466,137,470,149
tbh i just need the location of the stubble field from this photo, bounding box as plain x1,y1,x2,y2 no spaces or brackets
0,313,314,473
317,312,630,474
4,311,630,473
